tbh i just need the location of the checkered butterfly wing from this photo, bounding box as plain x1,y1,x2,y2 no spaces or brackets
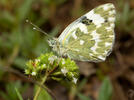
58,3,116,62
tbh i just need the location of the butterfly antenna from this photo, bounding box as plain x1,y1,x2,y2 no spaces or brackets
26,19,54,39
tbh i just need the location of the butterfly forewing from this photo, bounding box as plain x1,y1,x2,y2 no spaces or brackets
58,3,116,62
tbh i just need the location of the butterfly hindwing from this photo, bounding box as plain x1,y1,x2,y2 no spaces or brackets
58,3,116,62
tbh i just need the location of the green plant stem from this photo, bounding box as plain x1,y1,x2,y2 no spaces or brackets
33,74,48,100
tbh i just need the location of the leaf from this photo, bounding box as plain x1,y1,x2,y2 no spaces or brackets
16,0,35,22
98,77,113,100
15,88,23,100
77,93,91,100
14,57,27,69
34,85,52,100
0,91,10,100
77,78,88,91
0,81,28,100
122,2,130,24
0,11,15,28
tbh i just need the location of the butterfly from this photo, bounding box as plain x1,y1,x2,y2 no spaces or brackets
33,3,116,62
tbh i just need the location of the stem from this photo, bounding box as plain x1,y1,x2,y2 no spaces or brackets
33,74,48,100
69,85,76,100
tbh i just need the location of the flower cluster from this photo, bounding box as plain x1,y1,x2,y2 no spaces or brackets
25,52,79,84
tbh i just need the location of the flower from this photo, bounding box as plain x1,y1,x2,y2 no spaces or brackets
25,69,30,74
31,72,36,76
61,67,68,76
48,56,57,64
73,77,78,84
35,59,40,64
42,64,46,68
25,52,79,84
62,59,65,65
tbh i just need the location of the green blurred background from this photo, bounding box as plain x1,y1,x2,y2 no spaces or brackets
0,0,134,100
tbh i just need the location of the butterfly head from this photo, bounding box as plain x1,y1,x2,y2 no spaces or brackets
48,38,67,57
48,38,61,53
48,39,56,46
48,38,58,48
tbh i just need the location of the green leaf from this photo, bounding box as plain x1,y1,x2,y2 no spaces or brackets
15,88,23,100
34,85,52,100
16,0,35,22
0,11,15,29
77,93,91,100
77,78,87,91
122,2,130,24
14,57,27,69
0,81,28,100
0,91,9,100
98,77,113,100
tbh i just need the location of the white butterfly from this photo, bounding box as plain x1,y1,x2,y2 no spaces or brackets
29,3,116,62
